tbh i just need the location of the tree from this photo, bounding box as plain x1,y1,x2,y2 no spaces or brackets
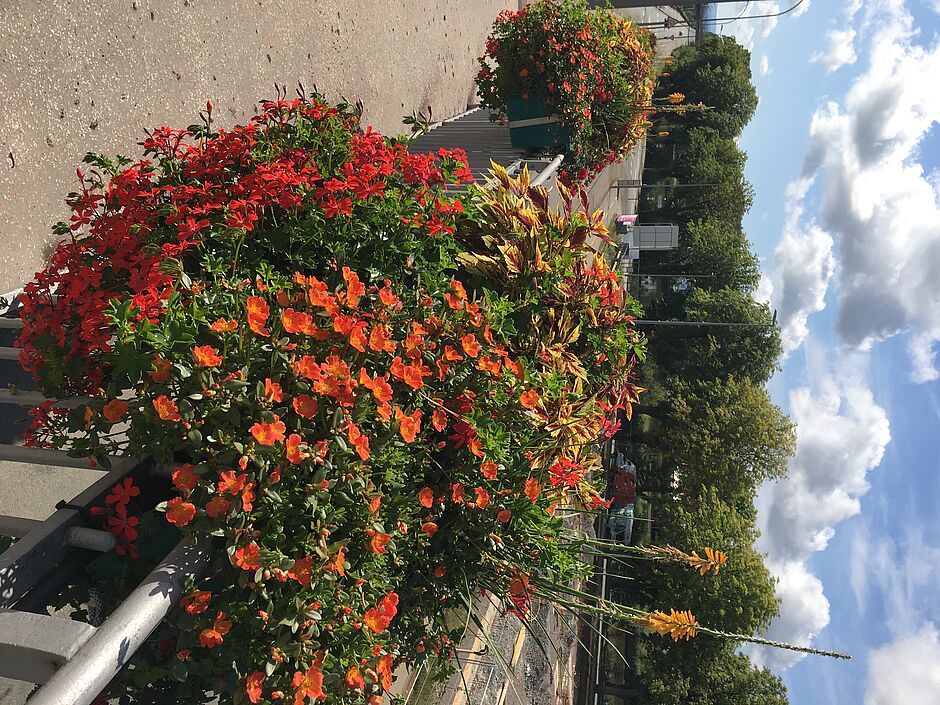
648,287,782,385
657,34,759,139
680,218,761,294
629,375,794,504
641,127,754,227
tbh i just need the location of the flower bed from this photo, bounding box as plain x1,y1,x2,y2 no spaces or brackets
475,0,657,185
18,95,647,703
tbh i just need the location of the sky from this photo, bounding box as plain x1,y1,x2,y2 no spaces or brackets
700,1,940,704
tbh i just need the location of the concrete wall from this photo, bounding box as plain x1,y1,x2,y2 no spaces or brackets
0,0,515,292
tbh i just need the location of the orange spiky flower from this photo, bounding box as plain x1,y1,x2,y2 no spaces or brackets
633,609,699,642
634,544,728,576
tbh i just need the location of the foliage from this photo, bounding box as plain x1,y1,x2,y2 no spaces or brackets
656,34,758,139
17,96,647,704
475,0,657,184
679,218,761,294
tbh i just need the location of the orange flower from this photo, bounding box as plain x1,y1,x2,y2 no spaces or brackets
395,406,422,443
246,296,271,336
433,565,447,578
431,408,447,431
481,460,498,480
286,433,307,464
347,422,370,461
192,345,223,368
451,483,465,503
153,395,181,422
233,542,262,571
181,590,212,615
520,389,540,410
363,592,399,634
205,495,231,518
264,378,284,403
498,509,512,523
378,283,402,308
199,610,232,648
166,497,195,526
241,481,256,512
217,470,247,495
443,345,463,361
246,671,266,704
292,651,327,703
376,653,394,692
329,546,346,577
524,478,541,502
402,359,432,389
369,495,382,513
376,402,392,423
103,398,129,422
287,555,313,586
349,321,369,352
150,355,172,383
292,394,319,419
359,368,393,403
368,529,391,555
504,357,524,379
421,521,438,537
172,463,199,495
419,487,434,508
369,325,396,353
461,334,481,358
251,416,286,445
474,487,490,509
342,266,366,308
345,666,365,691
210,317,238,333
282,308,314,334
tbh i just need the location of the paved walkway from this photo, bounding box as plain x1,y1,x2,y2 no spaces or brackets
0,0,515,293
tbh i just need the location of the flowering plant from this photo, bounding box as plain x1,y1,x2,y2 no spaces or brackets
475,0,657,184
18,95,653,703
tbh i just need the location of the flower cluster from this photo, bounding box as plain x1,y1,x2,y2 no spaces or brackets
18,97,645,703
475,0,657,184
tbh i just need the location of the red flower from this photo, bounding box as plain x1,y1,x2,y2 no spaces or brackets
481,460,498,480
192,345,223,368
347,422,370,461
251,416,286,445
363,592,399,634
105,477,140,506
166,497,196,526
107,503,139,541
345,666,365,691
150,355,173,383
217,470,247,495
206,495,231,518
475,487,490,509
524,477,541,502
421,521,438,537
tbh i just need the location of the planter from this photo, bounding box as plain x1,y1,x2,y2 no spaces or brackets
506,97,570,150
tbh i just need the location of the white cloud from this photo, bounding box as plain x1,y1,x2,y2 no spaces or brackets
747,560,830,669
812,28,857,72
766,176,836,355
865,625,940,705
759,54,771,76
799,1,940,381
753,364,890,666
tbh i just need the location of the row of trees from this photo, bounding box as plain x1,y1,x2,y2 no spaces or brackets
616,34,793,704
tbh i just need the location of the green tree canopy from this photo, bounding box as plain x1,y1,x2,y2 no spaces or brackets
657,34,759,139
680,217,761,294
633,375,794,504
648,287,782,385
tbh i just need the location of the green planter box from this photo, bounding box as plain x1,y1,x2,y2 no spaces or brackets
506,97,570,150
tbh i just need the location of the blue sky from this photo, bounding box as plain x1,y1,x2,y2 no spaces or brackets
705,2,940,703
